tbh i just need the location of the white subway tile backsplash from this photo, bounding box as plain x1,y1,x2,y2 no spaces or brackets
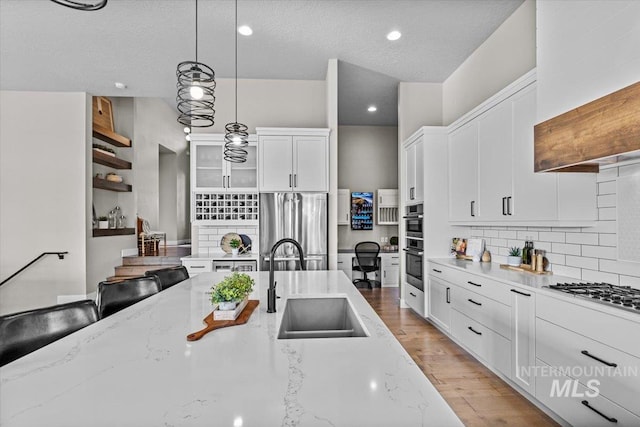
551,243,581,255
499,230,517,239
597,194,616,208
581,269,619,285
598,181,617,195
507,240,522,249
517,231,539,240
529,227,552,231
565,232,598,245
553,265,582,279
539,231,565,243
484,230,499,238
491,238,508,247
199,228,217,235
565,255,599,270
599,259,640,277
534,241,552,252
545,253,566,265
598,207,616,221
582,245,616,260
584,221,616,234
200,241,216,247
620,275,640,287
599,234,617,247
551,227,583,232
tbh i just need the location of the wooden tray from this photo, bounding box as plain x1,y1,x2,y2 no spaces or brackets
455,254,474,260
500,264,552,275
187,300,259,341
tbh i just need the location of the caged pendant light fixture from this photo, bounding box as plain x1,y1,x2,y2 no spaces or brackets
176,0,216,128
49,0,107,11
224,0,249,163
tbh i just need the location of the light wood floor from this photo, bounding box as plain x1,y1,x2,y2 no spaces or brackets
359,287,558,427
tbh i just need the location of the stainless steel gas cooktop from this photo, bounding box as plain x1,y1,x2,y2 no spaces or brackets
547,282,640,313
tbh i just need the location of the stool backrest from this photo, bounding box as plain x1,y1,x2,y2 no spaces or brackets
96,276,160,319
146,266,189,291
0,299,98,367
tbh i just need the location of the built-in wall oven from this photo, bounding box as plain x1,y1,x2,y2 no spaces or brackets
404,204,423,238
404,237,424,291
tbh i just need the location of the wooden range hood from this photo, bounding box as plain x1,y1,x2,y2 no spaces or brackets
534,81,640,173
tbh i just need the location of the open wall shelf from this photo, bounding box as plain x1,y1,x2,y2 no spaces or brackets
93,177,131,192
93,124,131,148
92,150,132,169
93,228,135,237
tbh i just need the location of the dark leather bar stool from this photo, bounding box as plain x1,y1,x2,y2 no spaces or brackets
145,266,189,291
352,241,381,289
96,276,160,319
0,299,99,367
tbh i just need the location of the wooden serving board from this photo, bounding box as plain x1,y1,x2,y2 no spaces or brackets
500,264,552,275
187,300,259,341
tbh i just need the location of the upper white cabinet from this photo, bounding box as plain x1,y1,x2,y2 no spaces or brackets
337,188,350,225
377,189,398,225
403,139,424,204
190,134,258,192
447,71,596,225
257,128,330,192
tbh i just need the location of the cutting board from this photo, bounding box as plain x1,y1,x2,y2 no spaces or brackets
186,300,259,341
500,264,552,275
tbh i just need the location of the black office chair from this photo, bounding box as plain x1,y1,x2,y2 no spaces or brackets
0,299,99,367
145,266,189,291
96,276,161,319
352,241,381,289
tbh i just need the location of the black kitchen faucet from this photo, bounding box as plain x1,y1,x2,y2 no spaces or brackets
268,238,306,313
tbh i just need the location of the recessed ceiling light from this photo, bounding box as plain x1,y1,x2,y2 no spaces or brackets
238,25,253,36
386,31,401,41
368,105,377,112
114,82,127,89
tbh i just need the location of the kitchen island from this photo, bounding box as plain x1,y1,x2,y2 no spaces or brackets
0,270,463,427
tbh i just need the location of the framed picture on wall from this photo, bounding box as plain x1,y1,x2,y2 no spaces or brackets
351,192,373,230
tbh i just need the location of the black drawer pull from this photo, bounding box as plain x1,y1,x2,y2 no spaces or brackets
581,400,618,423
510,289,531,297
468,298,482,306
467,281,481,287
468,326,482,336
432,268,442,273
409,292,416,297
190,265,206,269
581,350,618,367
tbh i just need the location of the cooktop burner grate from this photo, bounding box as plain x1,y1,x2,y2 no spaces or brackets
547,282,640,313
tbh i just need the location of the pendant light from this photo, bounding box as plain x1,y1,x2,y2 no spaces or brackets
224,0,249,163
176,0,216,128
49,0,107,11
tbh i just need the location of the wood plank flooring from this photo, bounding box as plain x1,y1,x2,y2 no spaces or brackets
359,287,558,427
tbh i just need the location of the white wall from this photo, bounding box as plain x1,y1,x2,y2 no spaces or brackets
338,125,399,249
0,91,89,314
397,82,443,143
442,0,536,125
537,0,640,122
159,150,178,242
326,60,339,270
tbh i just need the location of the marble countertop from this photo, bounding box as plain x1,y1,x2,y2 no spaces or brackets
0,271,462,427
181,252,260,261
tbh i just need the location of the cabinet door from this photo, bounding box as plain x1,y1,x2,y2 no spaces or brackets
259,136,293,192
511,85,558,221
404,143,416,202
429,277,451,331
193,143,225,190
381,254,400,287
337,189,350,225
336,253,352,280
293,136,328,192
511,287,535,395
227,143,258,191
449,121,478,221
414,140,424,203
478,100,513,221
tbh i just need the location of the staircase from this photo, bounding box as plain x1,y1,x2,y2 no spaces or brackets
107,245,191,281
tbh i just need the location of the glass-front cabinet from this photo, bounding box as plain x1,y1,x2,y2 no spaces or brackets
191,134,258,192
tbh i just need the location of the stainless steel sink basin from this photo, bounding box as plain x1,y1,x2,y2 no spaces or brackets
277,297,369,339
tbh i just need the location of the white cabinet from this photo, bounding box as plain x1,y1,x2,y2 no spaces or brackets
336,253,352,280
181,259,212,277
428,276,452,332
257,128,330,192
404,283,425,317
381,253,400,287
510,286,536,395
337,189,350,225
190,134,258,192
403,139,423,204
377,189,398,225
448,121,478,221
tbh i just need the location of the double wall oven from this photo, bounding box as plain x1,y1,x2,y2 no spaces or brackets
403,204,424,291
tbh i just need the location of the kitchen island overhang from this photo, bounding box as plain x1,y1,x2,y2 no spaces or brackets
0,270,462,427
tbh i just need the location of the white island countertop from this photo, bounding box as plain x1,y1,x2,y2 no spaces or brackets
0,271,463,427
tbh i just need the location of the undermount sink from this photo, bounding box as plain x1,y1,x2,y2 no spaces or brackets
277,297,369,339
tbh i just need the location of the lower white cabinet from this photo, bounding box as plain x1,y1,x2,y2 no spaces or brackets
405,283,425,317
510,286,536,395
381,253,400,287
181,259,212,276
337,253,352,280
428,276,451,332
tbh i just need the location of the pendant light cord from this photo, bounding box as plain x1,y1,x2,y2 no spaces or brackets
195,0,199,62
234,0,238,122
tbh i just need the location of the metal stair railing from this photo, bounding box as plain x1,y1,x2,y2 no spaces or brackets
0,252,68,287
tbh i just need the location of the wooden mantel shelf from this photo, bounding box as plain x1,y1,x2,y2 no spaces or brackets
93,124,131,148
92,150,132,169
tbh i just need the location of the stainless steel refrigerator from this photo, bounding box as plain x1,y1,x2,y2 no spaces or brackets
259,193,328,271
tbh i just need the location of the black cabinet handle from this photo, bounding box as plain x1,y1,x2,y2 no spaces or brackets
446,287,450,304
470,201,475,217
581,350,618,367
468,298,482,306
581,400,618,423
507,196,512,215
502,197,507,215
409,292,416,297
432,269,442,273
510,289,531,297
468,326,482,335
289,174,292,188
294,174,297,188
467,281,481,287
190,265,206,269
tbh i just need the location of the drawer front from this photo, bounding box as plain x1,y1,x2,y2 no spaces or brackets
536,359,640,427
405,283,425,317
382,254,400,268
537,293,640,358
537,318,640,416
182,260,212,276
451,285,510,339
451,309,511,377
456,271,510,305
427,262,458,284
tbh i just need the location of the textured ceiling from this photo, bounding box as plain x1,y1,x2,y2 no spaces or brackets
0,0,523,126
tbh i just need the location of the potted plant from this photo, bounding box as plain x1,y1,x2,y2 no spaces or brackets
229,238,242,256
210,272,254,311
98,216,109,229
507,247,522,266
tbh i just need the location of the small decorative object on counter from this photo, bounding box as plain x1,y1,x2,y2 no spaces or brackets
482,250,491,263
116,214,126,229
535,250,545,272
108,209,116,229
211,272,254,320
98,216,109,229
229,238,242,256
507,247,522,266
